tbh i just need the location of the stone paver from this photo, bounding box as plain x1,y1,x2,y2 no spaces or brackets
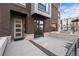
3,40,47,56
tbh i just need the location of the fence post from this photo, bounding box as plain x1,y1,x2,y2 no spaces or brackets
75,43,77,56
78,38,79,48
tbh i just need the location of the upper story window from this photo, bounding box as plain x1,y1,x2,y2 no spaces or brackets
41,3,46,6
38,3,49,12
19,3,26,6
15,3,26,8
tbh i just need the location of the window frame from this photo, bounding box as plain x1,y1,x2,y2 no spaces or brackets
38,3,49,12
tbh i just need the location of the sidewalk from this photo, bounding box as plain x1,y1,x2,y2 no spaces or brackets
3,32,79,56
3,40,47,56
32,37,72,56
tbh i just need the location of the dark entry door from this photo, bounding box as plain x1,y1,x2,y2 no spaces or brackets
34,20,44,38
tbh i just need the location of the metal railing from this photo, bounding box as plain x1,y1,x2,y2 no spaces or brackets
65,38,79,56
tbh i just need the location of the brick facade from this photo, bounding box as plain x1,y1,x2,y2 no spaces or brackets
0,3,59,39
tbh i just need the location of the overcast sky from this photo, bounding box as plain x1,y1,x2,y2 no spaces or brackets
61,3,79,19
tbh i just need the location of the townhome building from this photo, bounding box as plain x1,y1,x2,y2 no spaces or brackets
0,3,60,40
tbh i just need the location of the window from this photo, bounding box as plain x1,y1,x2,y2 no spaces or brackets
40,21,43,24
16,24,21,27
41,3,46,6
16,33,21,36
46,4,49,12
16,29,21,32
15,3,26,7
38,3,49,12
19,3,26,6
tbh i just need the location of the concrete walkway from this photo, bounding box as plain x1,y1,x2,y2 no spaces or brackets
3,35,79,56
32,37,77,56
3,40,47,56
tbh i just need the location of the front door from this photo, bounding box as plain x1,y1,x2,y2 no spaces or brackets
34,20,44,38
14,18,23,39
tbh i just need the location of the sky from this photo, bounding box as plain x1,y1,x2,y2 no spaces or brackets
61,3,79,19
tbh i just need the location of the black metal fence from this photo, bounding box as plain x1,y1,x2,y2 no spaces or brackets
66,38,79,56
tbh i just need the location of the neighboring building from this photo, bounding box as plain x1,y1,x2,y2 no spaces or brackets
61,18,71,31
71,18,79,33
51,3,60,31
0,3,59,40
